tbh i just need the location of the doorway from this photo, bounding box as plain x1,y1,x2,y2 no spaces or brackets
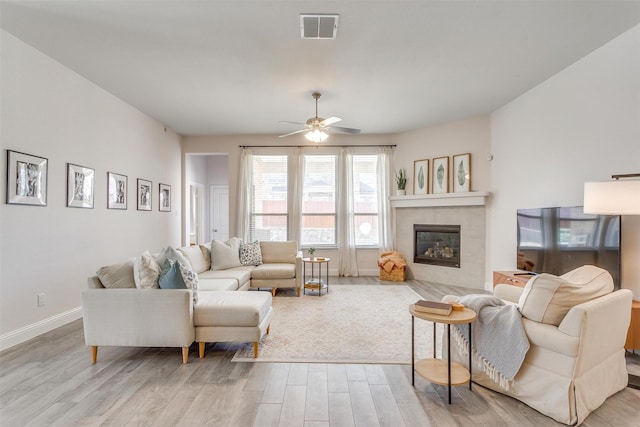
210,185,229,241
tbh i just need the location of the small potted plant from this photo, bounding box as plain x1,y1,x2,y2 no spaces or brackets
395,168,407,196
307,247,316,259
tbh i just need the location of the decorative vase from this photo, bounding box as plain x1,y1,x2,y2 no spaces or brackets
397,189,406,196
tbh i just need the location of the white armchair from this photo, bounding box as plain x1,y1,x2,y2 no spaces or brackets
445,266,632,425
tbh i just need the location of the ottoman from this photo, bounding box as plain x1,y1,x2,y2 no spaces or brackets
194,291,273,358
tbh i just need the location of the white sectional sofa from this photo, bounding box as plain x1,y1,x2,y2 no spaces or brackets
82,239,302,363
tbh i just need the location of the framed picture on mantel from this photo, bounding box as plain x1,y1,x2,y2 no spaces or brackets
453,153,471,193
432,156,449,194
413,159,429,195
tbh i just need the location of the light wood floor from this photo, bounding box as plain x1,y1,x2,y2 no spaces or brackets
1,277,639,426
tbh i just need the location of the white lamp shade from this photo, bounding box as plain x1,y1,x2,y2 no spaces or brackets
584,180,640,215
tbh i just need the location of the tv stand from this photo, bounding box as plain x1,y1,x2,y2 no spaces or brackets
492,270,535,288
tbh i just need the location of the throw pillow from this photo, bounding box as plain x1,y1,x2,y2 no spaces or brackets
210,237,242,270
199,244,212,271
176,245,209,274
133,250,161,289
240,240,263,266
158,259,187,289
96,258,136,288
156,246,192,271
517,266,613,326
177,261,199,304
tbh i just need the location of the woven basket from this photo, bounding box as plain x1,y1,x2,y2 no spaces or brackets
379,266,406,282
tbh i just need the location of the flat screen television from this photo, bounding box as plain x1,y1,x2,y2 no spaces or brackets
516,206,621,288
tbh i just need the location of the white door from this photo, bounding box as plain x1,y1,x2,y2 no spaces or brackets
210,185,229,241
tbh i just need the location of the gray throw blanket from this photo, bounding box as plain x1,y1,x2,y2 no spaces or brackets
452,294,529,391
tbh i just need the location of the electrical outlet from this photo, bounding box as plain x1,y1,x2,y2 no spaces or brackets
37,293,46,307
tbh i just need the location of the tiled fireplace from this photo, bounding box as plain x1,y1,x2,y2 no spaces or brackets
414,224,461,268
391,193,488,290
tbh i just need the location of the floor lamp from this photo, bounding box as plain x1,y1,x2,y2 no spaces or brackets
584,173,640,390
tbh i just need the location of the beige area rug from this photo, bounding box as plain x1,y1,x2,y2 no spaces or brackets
232,284,443,364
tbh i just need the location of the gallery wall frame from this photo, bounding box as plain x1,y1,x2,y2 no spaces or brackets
6,150,48,206
137,178,152,211
432,156,449,194
453,153,471,193
159,183,171,212
67,163,95,208
108,172,128,210
413,159,429,195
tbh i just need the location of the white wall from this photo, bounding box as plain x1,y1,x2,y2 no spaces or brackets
0,31,182,348
391,116,492,194
490,24,640,296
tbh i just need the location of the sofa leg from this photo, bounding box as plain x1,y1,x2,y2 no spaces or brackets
297,288,301,297
91,346,98,364
267,325,271,335
253,342,259,358
182,347,189,364
199,342,205,359
271,288,276,297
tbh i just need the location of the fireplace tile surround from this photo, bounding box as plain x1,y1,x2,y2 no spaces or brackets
392,194,487,290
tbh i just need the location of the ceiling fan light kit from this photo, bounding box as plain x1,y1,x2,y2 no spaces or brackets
305,129,329,143
279,91,361,142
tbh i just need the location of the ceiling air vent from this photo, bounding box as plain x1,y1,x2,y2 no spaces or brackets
300,14,339,39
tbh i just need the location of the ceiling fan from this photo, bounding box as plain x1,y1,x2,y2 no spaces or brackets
279,92,361,142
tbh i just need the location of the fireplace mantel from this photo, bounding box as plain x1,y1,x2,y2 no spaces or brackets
389,191,490,208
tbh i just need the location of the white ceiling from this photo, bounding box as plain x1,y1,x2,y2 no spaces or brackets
2,1,639,136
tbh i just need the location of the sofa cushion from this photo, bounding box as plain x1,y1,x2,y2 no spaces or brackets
240,240,263,266
211,237,242,270
133,250,161,289
199,267,252,285
252,263,296,280
198,278,239,291
260,240,297,264
156,246,192,271
97,258,136,288
517,266,613,326
177,245,209,274
194,291,272,327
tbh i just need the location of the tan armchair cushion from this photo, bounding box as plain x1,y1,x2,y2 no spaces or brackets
517,265,613,326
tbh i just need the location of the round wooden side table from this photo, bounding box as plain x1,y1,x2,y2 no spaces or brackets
302,257,330,296
409,305,476,404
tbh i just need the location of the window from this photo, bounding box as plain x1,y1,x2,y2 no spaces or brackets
302,155,336,246
353,155,379,246
249,155,288,241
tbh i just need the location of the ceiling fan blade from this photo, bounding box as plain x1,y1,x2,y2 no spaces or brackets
279,129,308,138
321,116,342,126
279,120,306,125
330,125,361,134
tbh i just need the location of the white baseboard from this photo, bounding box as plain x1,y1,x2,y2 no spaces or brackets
0,306,83,352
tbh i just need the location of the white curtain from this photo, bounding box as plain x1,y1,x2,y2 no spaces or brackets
289,148,305,244
237,148,252,242
377,146,394,251
337,148,359,276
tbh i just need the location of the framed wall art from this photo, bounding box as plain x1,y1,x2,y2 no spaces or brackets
107,172,127,210
453,153,471,193
137,178,152,211
67,163,95,208
413,159,429,195
159,183,171,212
6,150,48,206
432,156,449,194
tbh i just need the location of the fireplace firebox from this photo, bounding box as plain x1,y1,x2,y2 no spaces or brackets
414,224,461,268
